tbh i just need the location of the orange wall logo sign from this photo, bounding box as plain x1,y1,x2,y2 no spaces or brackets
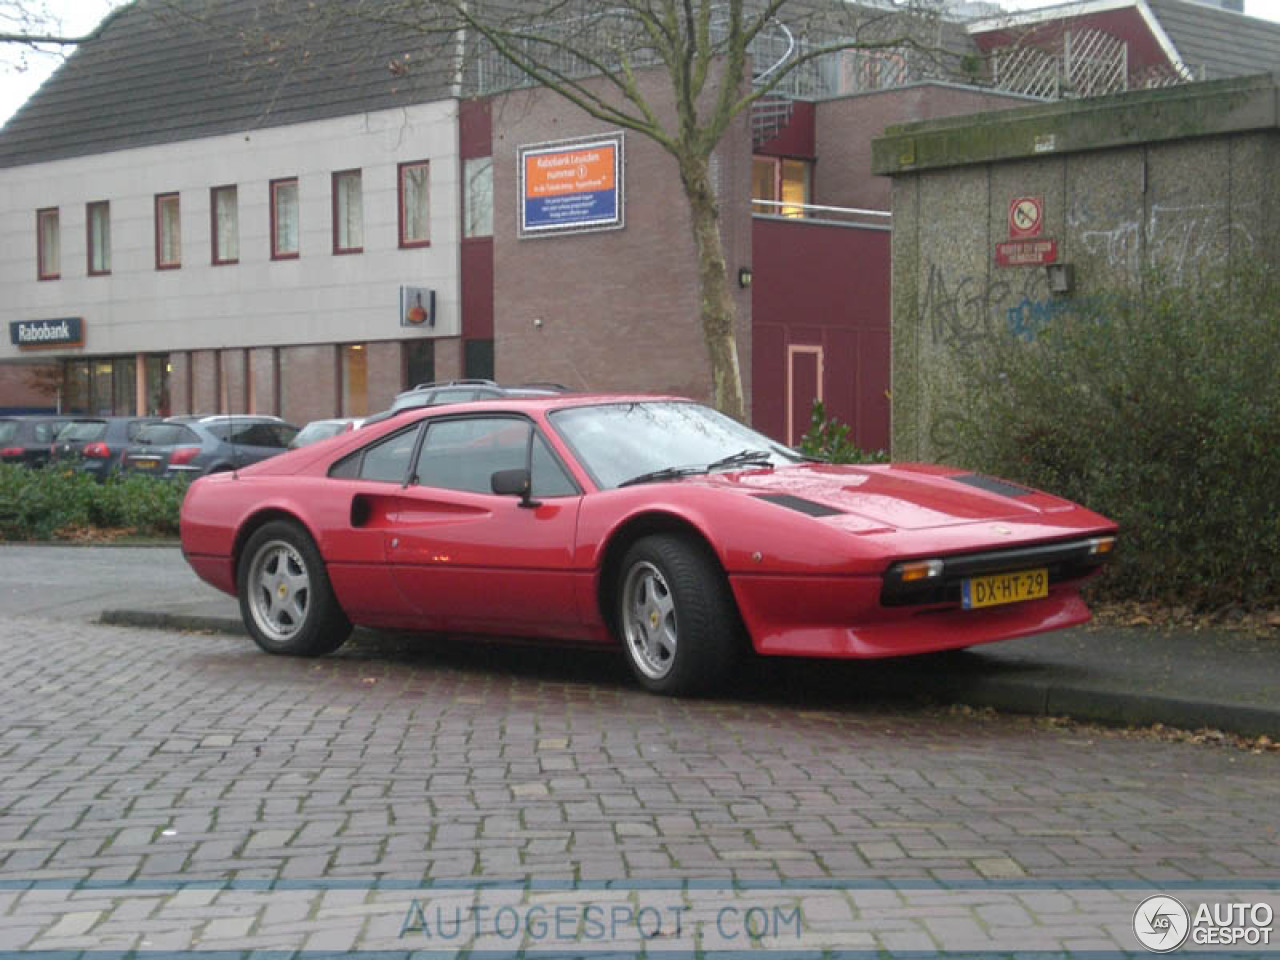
519,134,625,237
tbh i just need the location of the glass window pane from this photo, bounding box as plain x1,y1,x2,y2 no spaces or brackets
273,179,299,256
401,162,429,245
88,202,111,273
416,418,527,494
214,187,239,263
335,171,363,251
341,344,368,417
38,209,60,278
780,159,810,218
157,195,181,267
359,427,421,483
464,157,493,238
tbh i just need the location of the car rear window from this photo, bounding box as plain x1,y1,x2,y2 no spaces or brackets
58,421,107,442
207,422,298,448
137,423,201,446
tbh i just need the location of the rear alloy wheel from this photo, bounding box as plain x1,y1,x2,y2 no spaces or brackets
238,520,351,656
616,534,741,695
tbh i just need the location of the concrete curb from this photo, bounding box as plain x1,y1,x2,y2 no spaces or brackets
99,608,1280,738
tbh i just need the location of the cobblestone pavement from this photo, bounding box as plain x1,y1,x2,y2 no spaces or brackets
1,616,1277,956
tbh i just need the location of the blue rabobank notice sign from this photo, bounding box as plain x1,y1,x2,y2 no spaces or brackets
10,317,84,348
520,134,624,236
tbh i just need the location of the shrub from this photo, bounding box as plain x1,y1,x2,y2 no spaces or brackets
0,465,186,541
940,263,1280,609
797,400,889,464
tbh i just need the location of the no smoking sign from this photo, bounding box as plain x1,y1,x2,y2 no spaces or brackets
1009,196,1043,238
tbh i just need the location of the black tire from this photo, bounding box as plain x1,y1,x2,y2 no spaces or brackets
237,520,351,656
614,534,742,696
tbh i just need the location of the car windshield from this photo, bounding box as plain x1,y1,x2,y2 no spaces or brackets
57,421,107,442
550,401,803,490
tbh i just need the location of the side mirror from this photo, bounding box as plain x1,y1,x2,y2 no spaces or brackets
491,468,541,509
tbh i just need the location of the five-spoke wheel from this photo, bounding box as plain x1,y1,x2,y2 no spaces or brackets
237,520,351,656
615,534,741,695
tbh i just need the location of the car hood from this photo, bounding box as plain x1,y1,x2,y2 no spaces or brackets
690,463,1084,532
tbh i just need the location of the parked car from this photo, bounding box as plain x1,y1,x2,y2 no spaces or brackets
290,418,363,449
49,416,162,480
123,415,299,479
361,379,570,426
179,394,1117,696
0,415,73,468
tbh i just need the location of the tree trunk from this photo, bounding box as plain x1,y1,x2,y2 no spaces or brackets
679,153,746,422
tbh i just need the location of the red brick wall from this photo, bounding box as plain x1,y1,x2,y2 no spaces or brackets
191,351,219,414
491,68,754,409
814,85,1032,212
365,342,401,414
279,344,338,426
0,361,59,412
249,348,276,415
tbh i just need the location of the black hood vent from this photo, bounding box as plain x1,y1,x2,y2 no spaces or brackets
952,474,1034,498
752,493,844,517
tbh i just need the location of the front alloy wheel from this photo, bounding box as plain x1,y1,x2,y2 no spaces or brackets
615,534,742,695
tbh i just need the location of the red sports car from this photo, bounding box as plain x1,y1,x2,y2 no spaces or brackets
180,395,1116,695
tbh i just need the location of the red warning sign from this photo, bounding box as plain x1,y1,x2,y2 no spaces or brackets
1008,196,1044,239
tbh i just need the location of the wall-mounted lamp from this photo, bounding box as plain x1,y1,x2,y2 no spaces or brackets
1045,263,1074,296
737,267,753,289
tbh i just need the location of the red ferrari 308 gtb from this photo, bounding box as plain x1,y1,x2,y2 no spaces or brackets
180,395,1117,695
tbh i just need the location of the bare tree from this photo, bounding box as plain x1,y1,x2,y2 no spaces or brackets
258,0,952,420
0,0,107,50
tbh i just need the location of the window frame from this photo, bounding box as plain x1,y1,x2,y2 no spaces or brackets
331,169,363,255
270,176,300,261
751,155,812,218
211,185,239,266
155,192,181,270
86,200,111,276
463,156,493,240
398,160,431,249
37,207,60,281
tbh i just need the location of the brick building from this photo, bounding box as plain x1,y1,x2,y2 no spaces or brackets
2,0,1276,446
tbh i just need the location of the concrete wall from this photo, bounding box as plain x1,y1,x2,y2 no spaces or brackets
489,69,754,410
0,100,460,361
873,73,1280,460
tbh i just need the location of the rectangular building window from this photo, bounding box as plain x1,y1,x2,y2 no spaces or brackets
271,177,300,259
87,201,111,275
751,156,811,218
212,185,239,265
398,160,430,247
155,192,181,269
463,156,493,239
332,169,363,254
37,207,60,280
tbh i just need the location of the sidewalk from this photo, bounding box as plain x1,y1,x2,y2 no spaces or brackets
77,547,1279,739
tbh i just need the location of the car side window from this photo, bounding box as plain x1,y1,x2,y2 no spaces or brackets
330,426,421,483
414,417,576,497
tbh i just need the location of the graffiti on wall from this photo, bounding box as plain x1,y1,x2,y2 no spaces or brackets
1069,199,1255,279
921,263,1072,352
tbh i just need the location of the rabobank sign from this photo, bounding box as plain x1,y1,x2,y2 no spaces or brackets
9,318,84,349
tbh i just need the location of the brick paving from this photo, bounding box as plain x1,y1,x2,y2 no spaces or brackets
0,615,1276,955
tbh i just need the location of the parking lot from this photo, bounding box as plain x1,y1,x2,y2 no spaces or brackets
0,546,1277,955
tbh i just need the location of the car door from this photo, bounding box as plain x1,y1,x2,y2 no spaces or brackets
387,414,585,637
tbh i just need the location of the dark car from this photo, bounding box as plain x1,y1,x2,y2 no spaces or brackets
49,416,163,480
0,415,73,468
122,415,299,479
362,380,570,427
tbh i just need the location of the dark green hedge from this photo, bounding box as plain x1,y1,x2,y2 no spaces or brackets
941,264,1280,609
0,466,186,541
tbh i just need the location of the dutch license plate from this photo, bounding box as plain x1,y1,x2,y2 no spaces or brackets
962,568,1048,610
134,459,158,470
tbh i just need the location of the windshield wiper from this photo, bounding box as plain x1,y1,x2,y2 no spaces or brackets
706,449,775,472
617,465,706,488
